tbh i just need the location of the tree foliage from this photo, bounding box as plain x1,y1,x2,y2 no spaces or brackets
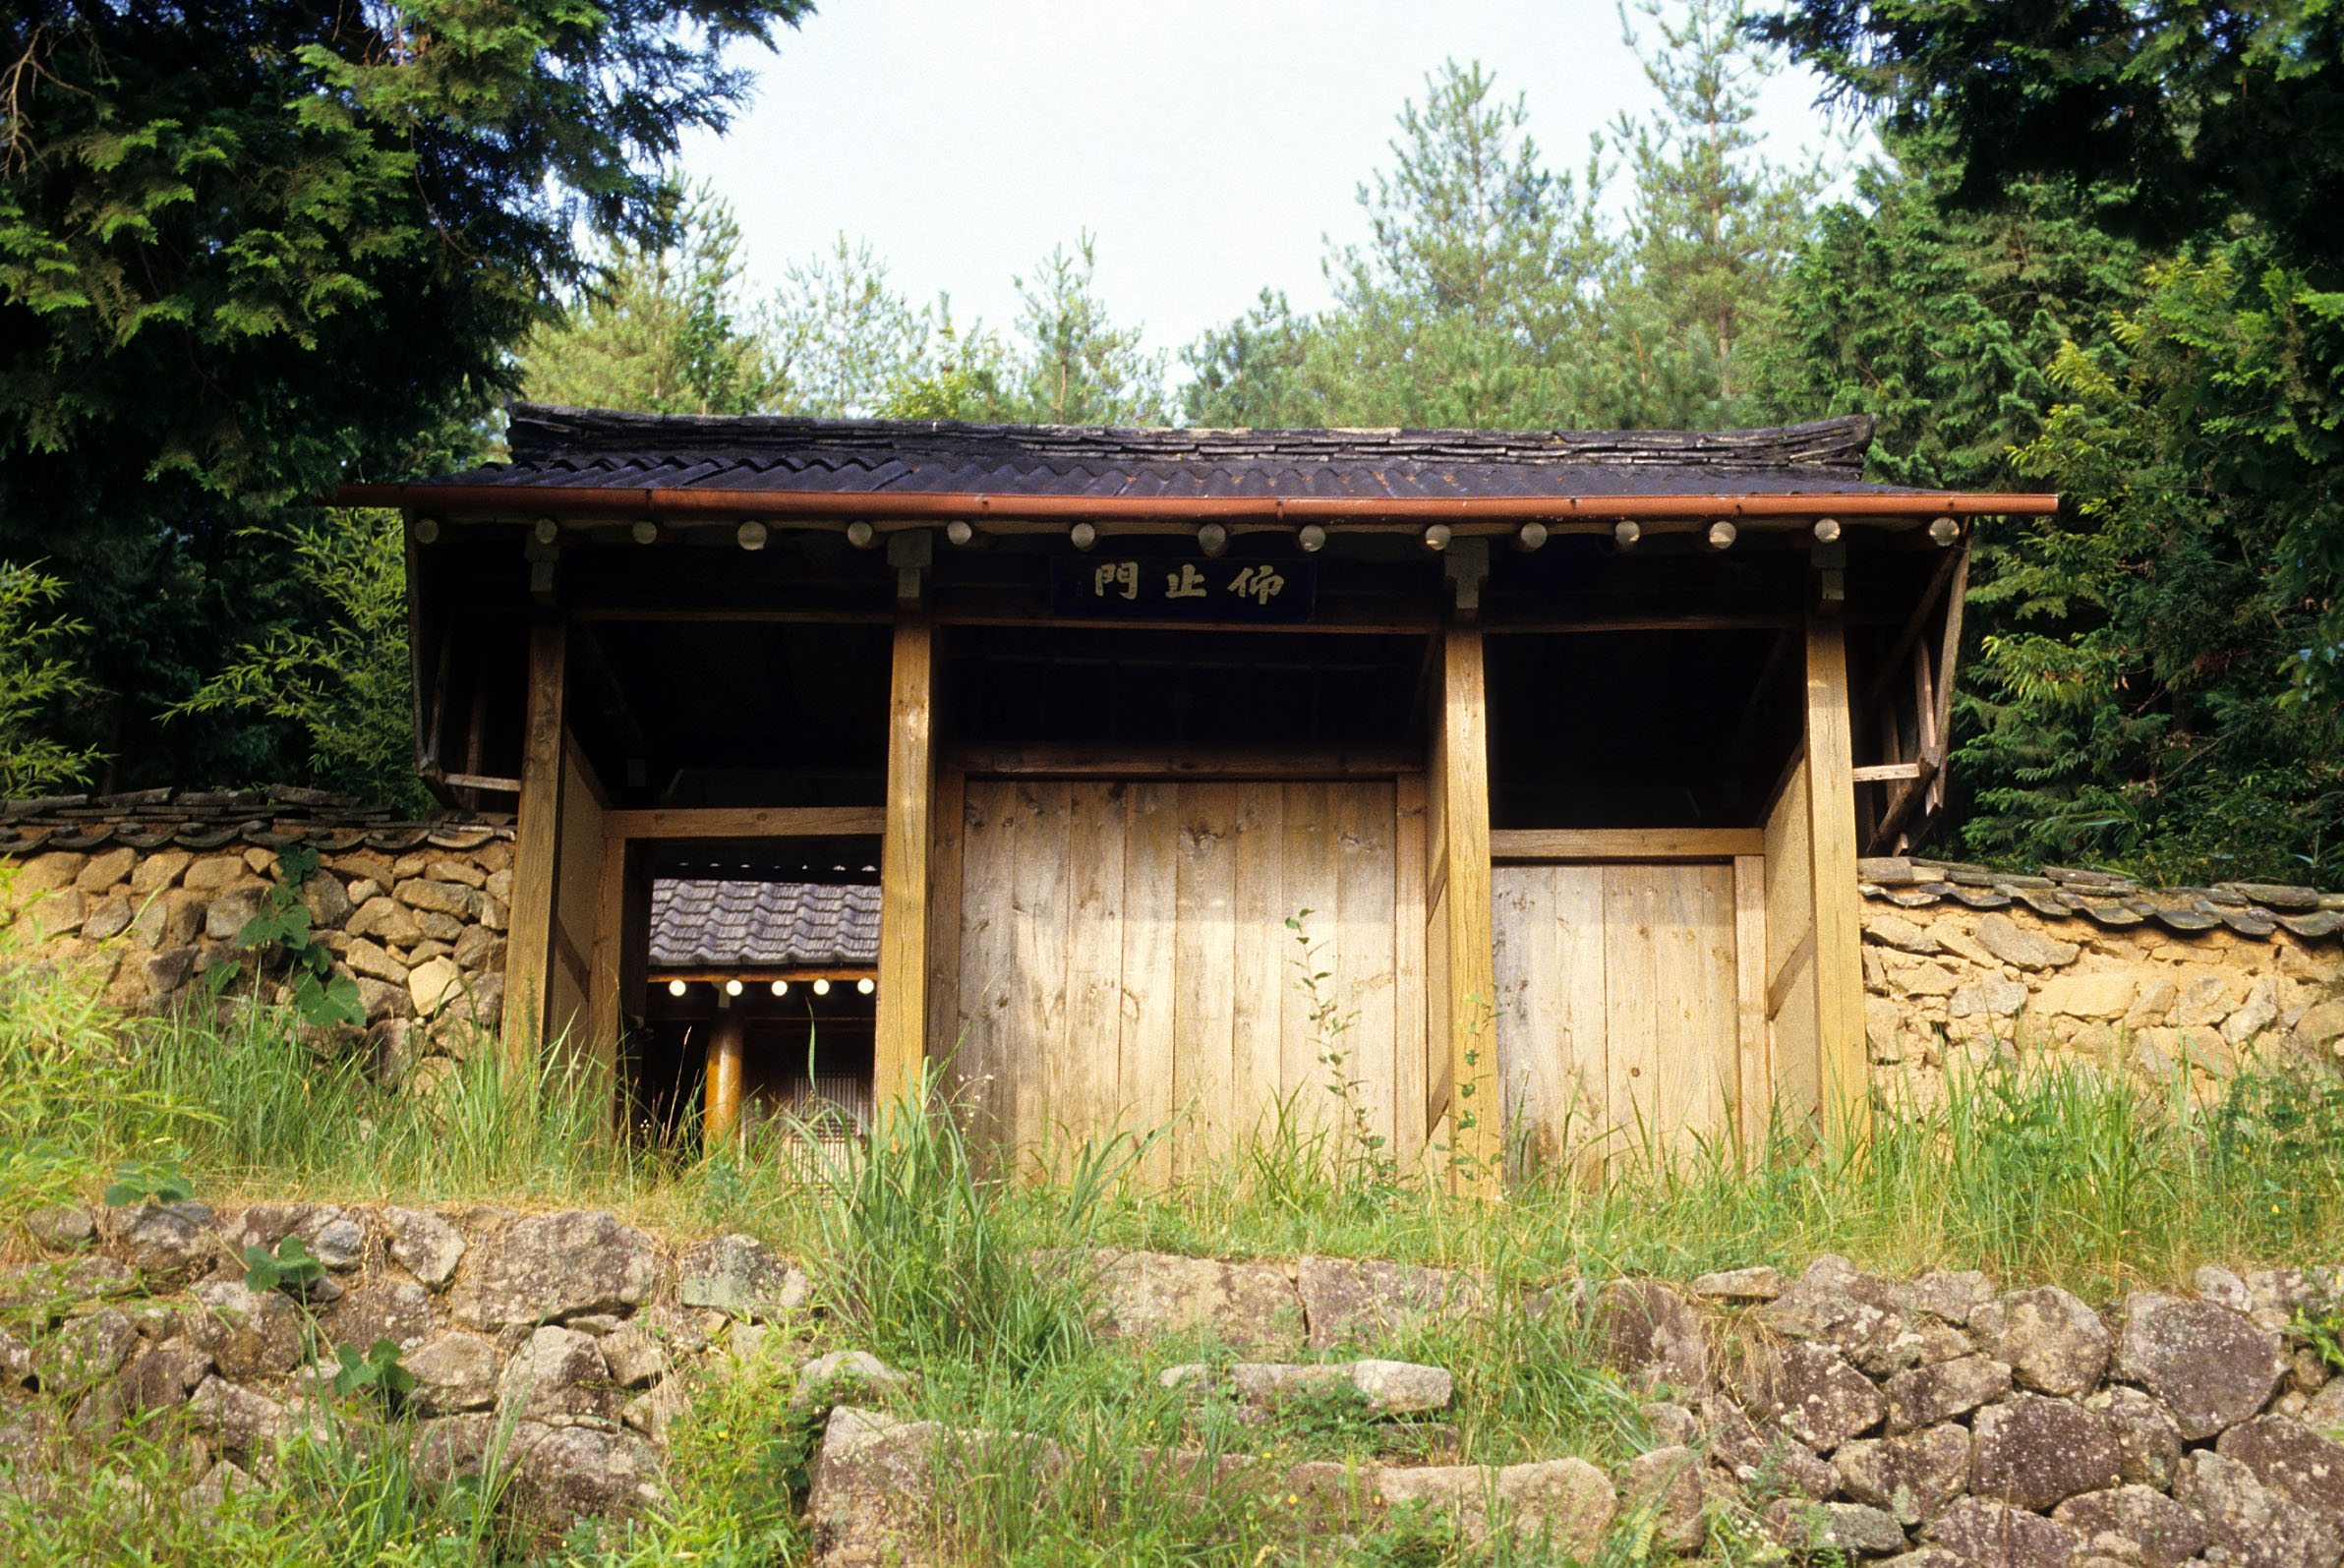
0,0,809,789
0,560,99,797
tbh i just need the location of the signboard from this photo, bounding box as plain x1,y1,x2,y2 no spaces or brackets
1049,555,1317,623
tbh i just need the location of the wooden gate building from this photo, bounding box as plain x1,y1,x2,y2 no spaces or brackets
346,408,2055,1184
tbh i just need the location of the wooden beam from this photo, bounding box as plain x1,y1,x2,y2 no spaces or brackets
499,612,566,1069
1489,827,1765,861
1436,626,1499,1191
1925,543,1970,819
1860,545,1963,713
653,966,876,985
1732,854,1771,1154
1804,615,1867,1142
945,745,1420,781
601,806,886,841
703,1009,744,1150
1850,762,1925,784
874,611,936,1105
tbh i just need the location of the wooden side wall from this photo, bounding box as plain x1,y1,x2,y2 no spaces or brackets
1763,753,1820,1122
946,777,1418,1176
499,612,566,1065
550,733,608,1081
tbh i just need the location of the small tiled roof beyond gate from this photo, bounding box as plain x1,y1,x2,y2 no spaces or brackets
647,880,882,969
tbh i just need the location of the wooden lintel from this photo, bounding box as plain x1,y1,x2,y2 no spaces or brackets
946,745,1421,781
602,806,886,841
1849,762,1925,784
1490,827,1766,861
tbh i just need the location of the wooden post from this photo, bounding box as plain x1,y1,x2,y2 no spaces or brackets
704,1007,744,1150
1436,626,1499,1191
500,611,567,1070
1804,615,1868,1142
586,829,629,1126
1732,853,1771,1153
874,611,935,1105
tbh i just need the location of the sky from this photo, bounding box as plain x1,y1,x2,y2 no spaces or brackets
677,0,1872,373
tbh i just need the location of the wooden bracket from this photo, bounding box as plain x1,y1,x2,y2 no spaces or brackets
888,528,934,603
1810,539,1846,616
1444,537,1490,619
524,541,561,605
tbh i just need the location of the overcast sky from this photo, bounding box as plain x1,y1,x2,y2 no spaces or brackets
677,0,1870,372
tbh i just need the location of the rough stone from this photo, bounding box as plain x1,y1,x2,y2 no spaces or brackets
2306,1379,2344,1436
311,1215,364,1270
39,1308,139,1388
1212,1359,1455,1417
81,898,132,942
394,879,482,920
623,1375,693,1444
456,1210,661,1330
186,1282,308,1379
676,1234,807,1322
1924,1497,2083,1568
25,1205,95,1251
347,895,423,947
1766,1498,1908,1557
1761,1254,1917,1375
2215,1416,2344,1528
130,849,192,895
2051,1486,2210,1568
1593,1278,1711,1391
1378,1456,1618,1550
2173,1449,2341,1568
298,873,352,929
1973,1285,2110,1397
1909,1271,1997,1326
1090,1251,1303,1357
382,1207,466,1290
797,1351,908,1407
1973,1392,2123,1510
1976,913,2081,971
1298,1254,1485,1353
498,1325,619,1429
1867,915,1943,955
2088,1385,2187,1489
112,1201,215,1284
1951,974,2031,1019
506,1423,664,1538
203,883,267,942
1621,1444,1706,1552
408,956,462,1016
1737,1340,1887,1452
805,1408,958,1567
601,1325,669,1390
1834,1423,1973,1526
1691,1266,1787,1301
2115,1292,2288,1440
328,1274,434,1352
186,1376,286,1456
1703,1395,1843,1497
344,938,409,984
2037,972,2139,1019
404,1331,498,1416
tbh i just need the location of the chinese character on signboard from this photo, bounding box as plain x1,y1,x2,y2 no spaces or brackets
1050,556,1317,622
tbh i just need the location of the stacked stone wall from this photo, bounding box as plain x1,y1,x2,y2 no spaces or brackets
1859,858,2344,1109
0,790,514,1084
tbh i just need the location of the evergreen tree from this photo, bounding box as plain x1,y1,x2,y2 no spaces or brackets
768,237,937,419
1002,234,1169,426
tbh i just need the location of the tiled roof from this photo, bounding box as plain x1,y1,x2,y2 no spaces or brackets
417,406,1926,502
647,879,882,968
0,786,511,854
1857,857,2344,941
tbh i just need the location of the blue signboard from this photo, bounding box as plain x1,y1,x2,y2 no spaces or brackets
1049,555,1317,623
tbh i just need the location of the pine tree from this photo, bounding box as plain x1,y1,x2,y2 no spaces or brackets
1003,234,1169,426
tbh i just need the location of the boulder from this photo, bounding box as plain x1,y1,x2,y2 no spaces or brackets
497,1325,620,1429
2115,1293,2288,1440
1834,1423,1973,1526
1621,1445,1706,1552
112,1201,215,1284
601,1325,669,1390
1090,1250,1305,1358
1923,1497,2082,1568
505,1423,664,1538
2088,1385,2186,1489
381,1206,466,1290
1593,1278,1711,1391
186,1283,307,1379
117,1340,214,1413
805,1407,953,1567
1886,1356,2013,1432
1378,1456,1617,1551
1975,913,2080,971
404,1331,498,1416
2173,1449,2341,1568
454,1210,661,1330
1760,1254,1916,1375
676,1234,807,1322
38,1309,139,1388
2215,1416,2344,1528
1703,1395,1842,1497
1736,1340,1886,1452
1765,1499,1908,1557
327,1274,434,1352
24,1205,95,1251
1908,1271,1998,1326
1297,1255,1485,1354
2051,1486,2209,1568
1972,1393,2122,1510
1973,1285,2110,1397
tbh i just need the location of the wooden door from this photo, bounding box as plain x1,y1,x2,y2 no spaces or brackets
941,777,1424,1178
1492,860,1749,1174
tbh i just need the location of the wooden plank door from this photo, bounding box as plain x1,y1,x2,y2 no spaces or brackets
945,776,1422,1176
1492,859,1746,1173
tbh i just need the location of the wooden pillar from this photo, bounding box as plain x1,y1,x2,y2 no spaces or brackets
500,611,566,1070
586,830,629,1127
703,1007,744,1150
1432,626,1499,1191
1804,614,1868,1141
874,611,935,1105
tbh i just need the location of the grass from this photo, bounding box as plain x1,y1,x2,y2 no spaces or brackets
5,894,2344,1563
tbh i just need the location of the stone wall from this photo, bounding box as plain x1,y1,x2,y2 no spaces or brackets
0,789,514,1082
1859,858,2344,1109
9,1207,2342,1560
